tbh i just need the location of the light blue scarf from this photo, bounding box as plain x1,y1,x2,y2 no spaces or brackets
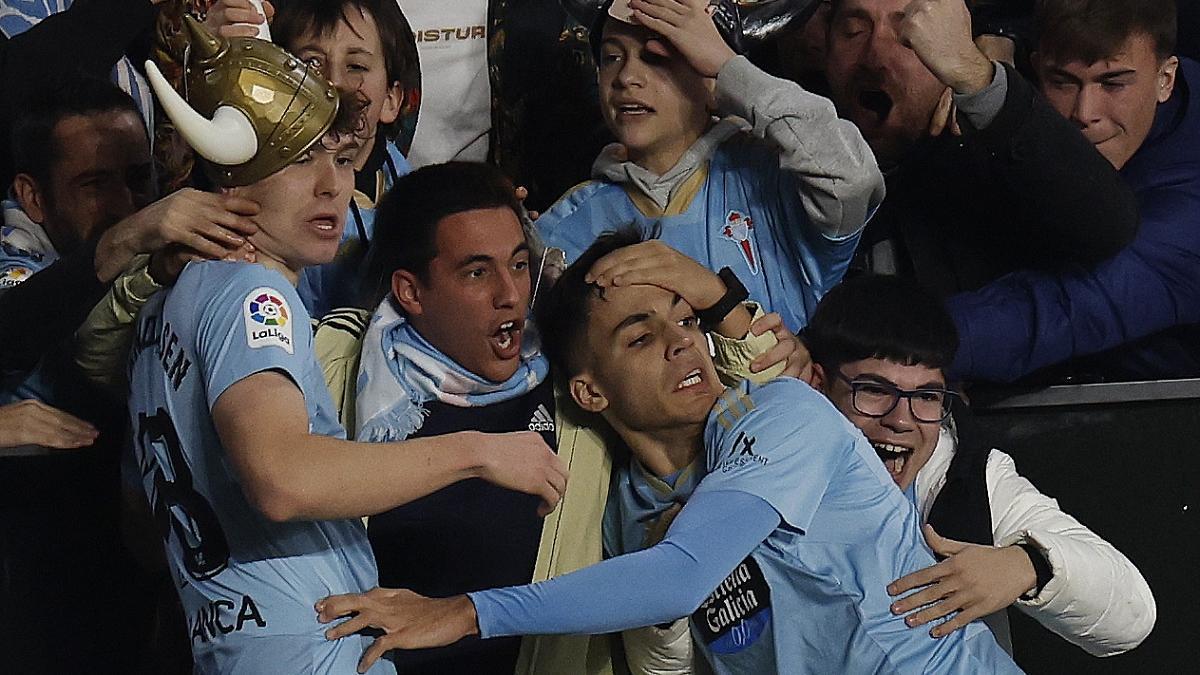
355,299,549,442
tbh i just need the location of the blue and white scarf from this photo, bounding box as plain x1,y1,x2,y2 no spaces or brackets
355,299,549,442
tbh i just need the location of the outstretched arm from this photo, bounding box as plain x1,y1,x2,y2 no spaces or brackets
317,489,780,673
213,371,567,522
947,183,1200,382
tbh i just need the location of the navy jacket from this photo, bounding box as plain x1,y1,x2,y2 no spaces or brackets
949,58,1200,383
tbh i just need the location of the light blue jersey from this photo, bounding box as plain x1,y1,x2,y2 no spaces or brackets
0,208,74,409
0,205,54,292
128,261,392,674
536,138,860,331
298,140,411,316
686,378,1020,673
475,376,1020,673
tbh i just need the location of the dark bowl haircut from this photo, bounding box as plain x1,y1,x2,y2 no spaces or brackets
362,161,522,308
804,273,959,374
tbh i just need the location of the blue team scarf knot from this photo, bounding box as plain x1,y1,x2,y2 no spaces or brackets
355,299,549,442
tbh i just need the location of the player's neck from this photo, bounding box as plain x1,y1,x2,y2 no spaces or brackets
618,423,704,479
254,252,301,286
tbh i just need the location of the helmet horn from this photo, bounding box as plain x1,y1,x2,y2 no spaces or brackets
145,60,258,166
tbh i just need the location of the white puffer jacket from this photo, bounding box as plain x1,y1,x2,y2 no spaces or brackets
915,427,1157,657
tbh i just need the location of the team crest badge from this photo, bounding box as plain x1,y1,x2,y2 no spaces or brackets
243,287,294,354
0,266,32,288
721,210,759,275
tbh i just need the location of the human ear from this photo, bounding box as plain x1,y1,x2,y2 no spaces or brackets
379,81,403,125
569,374,609,414
391,269,423,315
1157,56,1179,104
11,174,46,224
810,362,827,392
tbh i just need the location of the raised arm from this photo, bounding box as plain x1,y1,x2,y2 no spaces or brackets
953,64,1139,263
211,370,567,522
714,56,885,240
628,0,883,240
901,0,1137,264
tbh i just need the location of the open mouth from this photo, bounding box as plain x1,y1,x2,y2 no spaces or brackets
309,216,339,234
857,89,894,123
616,102,655,116
676,368,703,391
872,442,913,478
491,320,521,356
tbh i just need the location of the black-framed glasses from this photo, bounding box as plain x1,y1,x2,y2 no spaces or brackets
833,371,958,423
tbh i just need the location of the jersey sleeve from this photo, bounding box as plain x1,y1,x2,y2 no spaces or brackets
699,378,853,533
188,265,315,411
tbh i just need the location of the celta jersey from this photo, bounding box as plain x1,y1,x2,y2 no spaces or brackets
128,261,392,674
535,138,861,332
687,377,1021,674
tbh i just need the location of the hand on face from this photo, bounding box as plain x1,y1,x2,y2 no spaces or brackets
585,240,727,313
0,400,98,451
626,0,737,78
887,525,1039,637
317,588,479,673
898,0,993,95
98,188,260,282
203,0,275,39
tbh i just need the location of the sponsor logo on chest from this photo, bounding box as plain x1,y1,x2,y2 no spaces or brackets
693,555,773,654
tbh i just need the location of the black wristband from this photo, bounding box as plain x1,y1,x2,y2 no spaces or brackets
696,267,749,330
1017,542,1053,599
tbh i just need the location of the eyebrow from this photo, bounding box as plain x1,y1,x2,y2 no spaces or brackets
72,169,116,183
346,46,375,57
1098,68,1137,80
1045,66,1137,83
454,242,530,270
849,372,946,390
611,294,683,336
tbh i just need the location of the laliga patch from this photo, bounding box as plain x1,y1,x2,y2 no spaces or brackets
0,266,32,288
693,554,772,654
243,287,293,354
721,210,759,275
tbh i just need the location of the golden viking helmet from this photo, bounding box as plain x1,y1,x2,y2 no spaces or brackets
145,15,339,187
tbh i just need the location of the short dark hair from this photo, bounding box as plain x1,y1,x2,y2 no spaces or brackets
363,161,522,307
804,274,959,374
271,0,417,139
535,228,646,378
11,75,143,189
1035,0,1177,63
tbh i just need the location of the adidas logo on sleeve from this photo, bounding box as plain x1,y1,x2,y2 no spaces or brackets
528,404,555,432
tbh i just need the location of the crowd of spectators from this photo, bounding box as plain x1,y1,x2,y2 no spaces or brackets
0,0,1191,672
